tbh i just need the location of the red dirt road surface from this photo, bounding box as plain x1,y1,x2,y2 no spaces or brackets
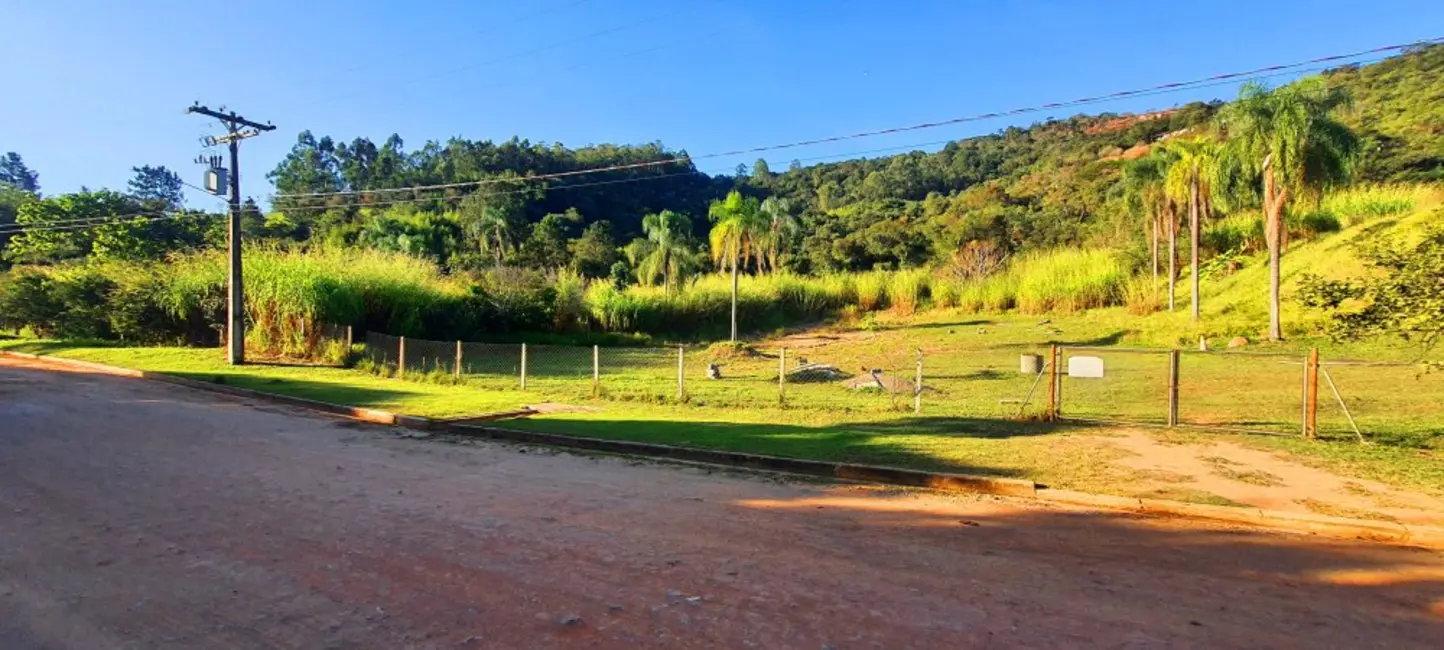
1,356,1441,649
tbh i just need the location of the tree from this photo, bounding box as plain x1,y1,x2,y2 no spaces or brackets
1218,79,1358,340
708,190,764,341
4,190,141,262
569,220,618,278
1163,138,1221,321
517,209,580,270
1121,150,1174,286
457,176,528,266
0,184,34,261
0,152,39,193
639,209,692,291
758,197,798,273
127,165,184,211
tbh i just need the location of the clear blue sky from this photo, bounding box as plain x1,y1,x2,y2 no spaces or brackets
1,0,1439,208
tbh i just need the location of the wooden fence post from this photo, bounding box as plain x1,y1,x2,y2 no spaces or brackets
914,348,923,415
345,325,353,349
676,345,685,401
592,345,600,399
1047,344,1059,420
1167,349,1180,427
398,336,407,379
1306,348,1320,439
520,343,528,391
454,340,463,379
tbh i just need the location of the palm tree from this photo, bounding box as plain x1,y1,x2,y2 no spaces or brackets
758,197,797,274
708,190,764,341
640,209,692,292
472,208,513,266
1164,138,1222,321
1121,151,1174,286
1218,79,1357,341
459,192,516,266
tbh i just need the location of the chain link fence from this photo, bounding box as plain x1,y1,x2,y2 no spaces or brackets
349,328,1430,442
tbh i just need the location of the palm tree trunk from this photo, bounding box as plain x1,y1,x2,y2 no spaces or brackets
1190,176,1200,322
729,257,739,342
1268,222,1282,341
1262,157,1287,342
1167,204,1176,312
662,250,671,293
1150,209,1159,284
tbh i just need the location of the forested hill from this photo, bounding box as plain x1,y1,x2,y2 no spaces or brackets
266,44,1442,273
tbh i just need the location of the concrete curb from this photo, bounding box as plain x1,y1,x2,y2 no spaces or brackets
436,420,1039,498
6,349,1442,548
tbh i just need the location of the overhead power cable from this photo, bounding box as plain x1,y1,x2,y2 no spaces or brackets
266,52,1430,216
273,40,1438,202
0,212,218,235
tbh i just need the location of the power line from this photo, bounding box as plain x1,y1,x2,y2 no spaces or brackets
0,212,217,235
274,40,1436,201
268,52,1426,216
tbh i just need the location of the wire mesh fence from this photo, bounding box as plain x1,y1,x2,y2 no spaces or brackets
1315,360,1441,445
349,327,1428,442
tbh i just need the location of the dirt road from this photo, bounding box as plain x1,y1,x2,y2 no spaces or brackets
1,357,1440,649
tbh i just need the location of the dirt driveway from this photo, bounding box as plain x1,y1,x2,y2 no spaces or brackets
1,357,1441,649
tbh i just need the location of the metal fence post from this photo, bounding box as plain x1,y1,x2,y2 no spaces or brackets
1306,347,1320,439
454,340,463,379
1305,355,1316,436
778,347,786,406
914,348,923,415
592,345,600,399
1167,349,1180,427
676,345,685,401
520,343,528,391
398,336,407,379
1047,345,1059,420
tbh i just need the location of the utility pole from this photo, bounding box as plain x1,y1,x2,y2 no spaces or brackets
187,103,274,365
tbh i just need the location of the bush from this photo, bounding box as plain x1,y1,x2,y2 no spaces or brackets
0,269,61,335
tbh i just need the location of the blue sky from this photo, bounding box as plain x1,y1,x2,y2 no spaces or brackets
1,0,1439,208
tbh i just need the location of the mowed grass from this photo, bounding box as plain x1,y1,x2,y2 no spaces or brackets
6,309,1442,500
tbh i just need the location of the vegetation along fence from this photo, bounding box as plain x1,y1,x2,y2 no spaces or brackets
354,329,1429,443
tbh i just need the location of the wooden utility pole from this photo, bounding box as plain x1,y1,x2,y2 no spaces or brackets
187,103,274,366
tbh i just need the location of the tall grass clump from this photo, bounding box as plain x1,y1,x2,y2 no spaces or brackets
887,269,931,315
854,272,889,312
1318,184,1427,226
586,272,857,339
1014,249,1127,313
957,271,1018,312
1125,277,1165,315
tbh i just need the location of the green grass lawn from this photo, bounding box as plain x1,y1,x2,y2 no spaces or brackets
6,327,1441,499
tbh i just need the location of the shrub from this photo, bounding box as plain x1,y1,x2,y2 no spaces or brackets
0,269,61,335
